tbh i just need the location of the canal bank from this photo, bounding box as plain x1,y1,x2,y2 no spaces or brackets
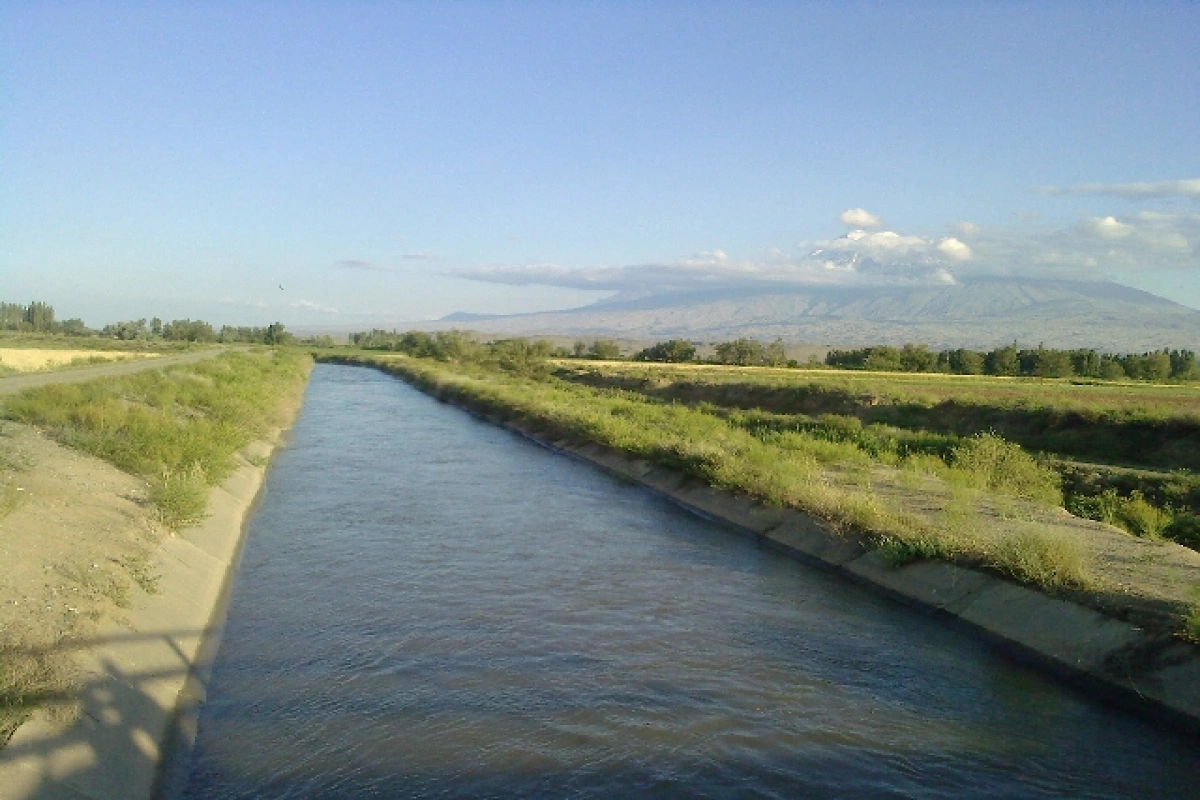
180,363,1200,798
331,354,1200,739
0,387,308,800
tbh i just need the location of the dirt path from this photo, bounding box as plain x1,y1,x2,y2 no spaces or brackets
0,348,224,397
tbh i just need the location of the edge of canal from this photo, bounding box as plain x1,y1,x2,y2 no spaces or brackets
339,358,1200,740
0,398,306,800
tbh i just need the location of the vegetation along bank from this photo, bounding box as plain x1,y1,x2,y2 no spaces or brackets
321,344,1200,735
0,348,311,798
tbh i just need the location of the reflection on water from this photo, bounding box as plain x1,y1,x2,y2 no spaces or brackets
179,365,1199,798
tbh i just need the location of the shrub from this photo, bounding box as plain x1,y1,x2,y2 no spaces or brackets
1164,512,1200,550
989,526,1089,589
1187,601,1200,641
148,464,210,528
950,432,1061,504
1116,491,1171,537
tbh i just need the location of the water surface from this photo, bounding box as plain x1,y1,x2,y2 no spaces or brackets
180,364,1200,798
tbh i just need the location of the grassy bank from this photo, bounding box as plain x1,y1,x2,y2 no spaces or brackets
0,349,311,744
552,361,1200,550
321,351,1200,641
2,349,310,528
325,353,1110,587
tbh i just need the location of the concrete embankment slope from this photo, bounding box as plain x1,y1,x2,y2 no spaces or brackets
373,363,1199,739
0,416,300,799
548,435,1200,736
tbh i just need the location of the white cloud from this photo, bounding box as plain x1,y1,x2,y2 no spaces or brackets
289,300,339,314
937,237,973,261
962,212,1198,276
951,221,981,236
1086,216,1133,239
456,229,973,293
452,207,1200,298
838,208,883,228
1041,179,1200,199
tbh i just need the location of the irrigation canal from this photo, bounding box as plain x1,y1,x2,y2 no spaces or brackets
176,364,1200,798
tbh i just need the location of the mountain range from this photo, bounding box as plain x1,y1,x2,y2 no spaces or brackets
434,278,1200,352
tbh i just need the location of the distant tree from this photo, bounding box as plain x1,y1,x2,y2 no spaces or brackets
824,348,869,369
23,301,55,332
1031,348,1074,378
433,329,481,361
102,319,149,340
588,339,621,360
898,343,936,372
635,339,696,363
150,317,163,337
163,319,216,342
1144,351,1172,382
947,348,984,375
1170,350,1199,380
1099,360,1127,381
863,346,902,372
1070,349,1102,378
715,338,766,366
763,338,788,367
984,344,1019,376
263,322,292,346
1,302,25,330
572,340,588,358
59,318,90,336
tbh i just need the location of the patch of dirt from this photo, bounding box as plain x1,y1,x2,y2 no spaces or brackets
0,421,163,738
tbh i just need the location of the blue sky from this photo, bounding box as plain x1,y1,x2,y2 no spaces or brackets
2,1,1199,327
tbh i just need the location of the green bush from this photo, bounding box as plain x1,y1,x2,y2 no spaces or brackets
990,526,1090,589
148,464,210,528
1164,512,1200,550
950,432,1061,504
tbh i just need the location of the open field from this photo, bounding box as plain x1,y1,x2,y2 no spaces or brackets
0,349,311,746
550,360,1200,548
325,352,1200,646
0,348,159,375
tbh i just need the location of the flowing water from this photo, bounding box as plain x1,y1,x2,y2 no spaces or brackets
178,364,1199,798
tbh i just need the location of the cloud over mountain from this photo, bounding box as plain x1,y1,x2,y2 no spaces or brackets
451,200,1198,296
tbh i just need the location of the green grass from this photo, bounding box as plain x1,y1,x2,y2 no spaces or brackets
988,525,1090,589
553,361,1200,471
327,353,1095,594
552,360,1200,551
1,349,311,528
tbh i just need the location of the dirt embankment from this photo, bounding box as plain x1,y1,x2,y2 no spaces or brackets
0,382,307,799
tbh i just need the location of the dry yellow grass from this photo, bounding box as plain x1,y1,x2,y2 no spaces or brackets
0,349,157,373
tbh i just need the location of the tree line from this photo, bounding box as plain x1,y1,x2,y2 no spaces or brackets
350,327,1199,382
824,343,1199,381
1,301,87,335
2,299,294,345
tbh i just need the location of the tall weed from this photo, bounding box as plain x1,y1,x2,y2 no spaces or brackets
950,432,1062,504
989,526,1090,589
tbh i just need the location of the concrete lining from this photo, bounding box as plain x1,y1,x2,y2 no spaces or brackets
484,407,1200,737
0,424,297,799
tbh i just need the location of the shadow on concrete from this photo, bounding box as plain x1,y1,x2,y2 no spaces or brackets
0,627,219,800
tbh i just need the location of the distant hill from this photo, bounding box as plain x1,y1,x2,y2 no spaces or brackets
433,278,1200,351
